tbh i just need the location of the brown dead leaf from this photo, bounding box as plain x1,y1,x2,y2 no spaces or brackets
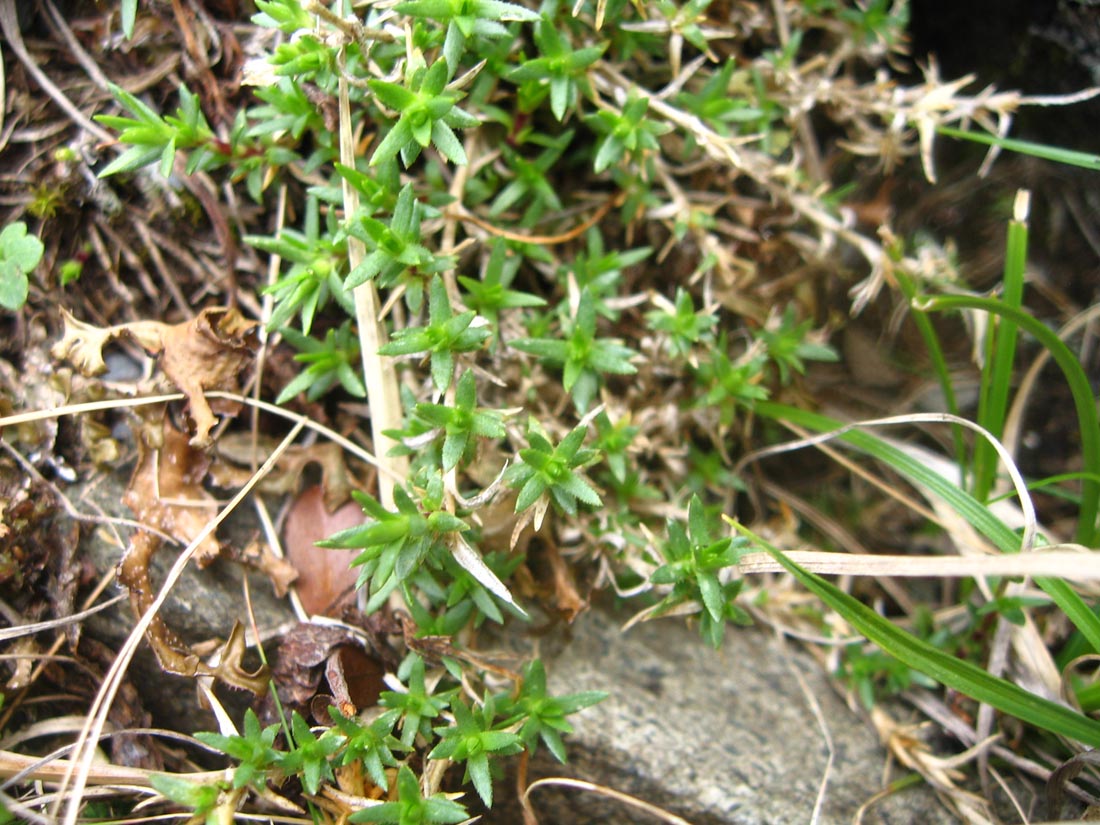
124,418,220,566
118,417,268,694
324,644,384,716
543,541,587,622
234,539,299,598
271,622,360,708
52,307,258,447
211,434,354,511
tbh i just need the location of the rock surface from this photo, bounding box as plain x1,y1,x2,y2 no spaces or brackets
77,465,297,731
488,606,956,825
75,466,952,820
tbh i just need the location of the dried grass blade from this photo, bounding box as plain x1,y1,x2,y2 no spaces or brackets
337,73,407,511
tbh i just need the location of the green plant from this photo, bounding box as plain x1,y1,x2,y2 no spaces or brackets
275,712,344,795
488,131,575,225
330,707,407,788
505,419,602,518
349,764,469,824
674,60,763,136
379,654,459,748
738,522,1100,748
585,94,669,173
505,17,606,121
95,84,216,178
318,485,470,613
397,370,507,471
149,774,224,825
345,185,455,312
512,289,637,412
83,0,1100,818
565,229,651,321
501,659,607,762
755,304,838,384
428,694,523,807
592,409,638,487
378,276,492,391
193,708,280,791
650,494,752,647
277,322,365,403
0,222,44,311
457,240,546,332
248,196,350,333
646,287,718,358
396,0,539,71
369,60,480,167
840,643,937,709
694,337,770,423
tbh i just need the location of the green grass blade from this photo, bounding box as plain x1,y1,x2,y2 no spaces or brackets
895,270,967,485
972,193,1028,501
753,401,1100,652
917,295,1100,547
937,126,1100,171
731,521,1100,748
121,0,138,39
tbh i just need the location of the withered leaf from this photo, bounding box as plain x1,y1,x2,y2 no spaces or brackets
234,539,299,598
283,485,361,616
272,622,360,707
119,419,269,694
324,644,384,715
123,419,220,566
52,307,258,448
212,436,354,511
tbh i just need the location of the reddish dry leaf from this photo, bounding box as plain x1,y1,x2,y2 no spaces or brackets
283,485,361,616
324,644,384,715
51,307,258,447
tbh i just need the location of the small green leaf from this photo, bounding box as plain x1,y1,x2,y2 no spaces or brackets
121,0,138,38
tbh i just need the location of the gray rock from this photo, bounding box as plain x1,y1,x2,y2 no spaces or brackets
76,464,297,731
488,606,956,825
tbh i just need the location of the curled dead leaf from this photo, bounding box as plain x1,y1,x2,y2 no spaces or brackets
236,539,299,598
271,622,360,708
212,435,355,512
124,419,220,566
324,644,384,716
118,418,269,694
52,307,258,448
158,308,258,447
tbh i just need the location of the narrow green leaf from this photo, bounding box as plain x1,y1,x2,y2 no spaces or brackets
121,0,138,39
918,294,1100,546
937,126,1100,171
754,401,1100,655
972,201,1027,500
431,120,467,165
370,119,413,167
467,752,493,807
736,523,1100,748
